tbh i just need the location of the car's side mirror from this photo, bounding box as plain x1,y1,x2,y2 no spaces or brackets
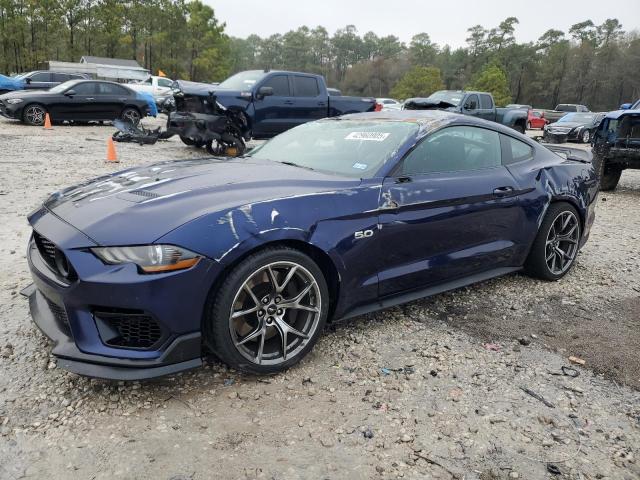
620,103,632,110
25,78,32,84
257,86,273,99
65,89,76,97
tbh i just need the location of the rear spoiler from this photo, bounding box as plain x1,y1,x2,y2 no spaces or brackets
544,144,592,164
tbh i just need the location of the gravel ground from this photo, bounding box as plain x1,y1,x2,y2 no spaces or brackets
0,117,638,479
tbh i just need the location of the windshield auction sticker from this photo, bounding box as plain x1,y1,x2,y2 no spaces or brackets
345,132,390,141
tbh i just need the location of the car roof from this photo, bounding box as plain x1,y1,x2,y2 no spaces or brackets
336,110,527,138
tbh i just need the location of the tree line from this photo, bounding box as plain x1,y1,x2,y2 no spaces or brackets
1,1,639,110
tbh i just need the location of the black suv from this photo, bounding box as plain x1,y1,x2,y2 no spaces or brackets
592,101,640,190
0,71,90,94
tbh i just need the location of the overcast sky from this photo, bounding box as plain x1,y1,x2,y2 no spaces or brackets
206,0,640,47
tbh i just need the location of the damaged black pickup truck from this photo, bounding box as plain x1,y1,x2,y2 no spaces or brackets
592,103,640,190
167,70,378,155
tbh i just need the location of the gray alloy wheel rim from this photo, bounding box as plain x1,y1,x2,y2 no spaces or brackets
25,105,45,125
582,130,590,142
229,261,322,366
122,109,140,124
545,211,580,275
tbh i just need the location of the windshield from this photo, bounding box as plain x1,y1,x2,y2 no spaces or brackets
217,71,266,90
48,80,81,93
632,99,640,110
425,91,464,106
247,119,418,178
558,113,596,123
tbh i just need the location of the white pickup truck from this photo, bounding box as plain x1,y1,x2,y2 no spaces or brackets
127,75,174,101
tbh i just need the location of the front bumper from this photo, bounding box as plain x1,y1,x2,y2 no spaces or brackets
24,212,217,380
0,100,21,119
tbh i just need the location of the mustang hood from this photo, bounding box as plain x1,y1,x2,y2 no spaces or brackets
39,158,359,246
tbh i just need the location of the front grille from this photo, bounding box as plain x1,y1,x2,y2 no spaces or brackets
95,310,163,349
44,296,71,335
32,231,77,281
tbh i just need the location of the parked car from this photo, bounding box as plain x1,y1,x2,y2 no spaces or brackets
0,71,90,95
543,112,605,144
22,110,598,379
403,90,528,133
544,104,590,124
592,100,640,190
377,98,402,111
527,109,548,130
0,79,156,125
127,75,174,103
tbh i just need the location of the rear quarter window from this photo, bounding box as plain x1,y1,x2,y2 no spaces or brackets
502,135,534,165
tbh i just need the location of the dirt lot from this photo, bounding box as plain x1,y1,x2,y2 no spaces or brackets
0,117,638,479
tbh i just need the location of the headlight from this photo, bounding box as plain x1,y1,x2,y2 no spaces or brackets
91,245,201,273
6,98,23,104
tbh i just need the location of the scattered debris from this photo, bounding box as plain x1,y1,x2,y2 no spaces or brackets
520,387,555,408
568,356,586,366
483,343,502,352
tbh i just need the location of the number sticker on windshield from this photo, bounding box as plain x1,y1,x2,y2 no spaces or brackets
352,163,368,170
345,132,390,141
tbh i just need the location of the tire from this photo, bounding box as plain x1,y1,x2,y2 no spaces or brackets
22,104,47,126
204,247,329,374
600,167,622,191
120,107,141,125
524,202,581,281
526,121,531,130
179,136,204,148
514,122,526,134
580,129,591,144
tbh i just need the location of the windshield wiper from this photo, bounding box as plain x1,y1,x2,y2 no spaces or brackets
278,161,315,171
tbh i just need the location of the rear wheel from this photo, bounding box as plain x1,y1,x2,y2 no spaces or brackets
525,203,581,281
120,107,141,125
514,122,526,134
204,247,329,374
22,104,46,126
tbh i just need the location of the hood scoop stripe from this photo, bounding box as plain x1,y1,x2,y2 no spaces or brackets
117,189,161,203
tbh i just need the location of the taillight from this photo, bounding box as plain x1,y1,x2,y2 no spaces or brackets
374,102,383,112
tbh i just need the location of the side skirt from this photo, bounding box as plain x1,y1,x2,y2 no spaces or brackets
337,266,521,321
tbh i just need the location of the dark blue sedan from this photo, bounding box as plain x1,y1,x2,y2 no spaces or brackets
23,111,598,380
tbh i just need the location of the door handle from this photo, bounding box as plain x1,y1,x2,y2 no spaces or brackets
86,97,94,101
283,100,295,105
493,186,514,197
317,102,326,106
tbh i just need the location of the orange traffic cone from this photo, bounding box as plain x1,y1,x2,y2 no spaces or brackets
43,113,52,130
106,137,119,163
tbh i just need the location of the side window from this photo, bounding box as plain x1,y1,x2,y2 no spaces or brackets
533,111,541,118
401,126,501,175
261,75,290,96
465,94,479,110
52,73,69,82
502,135,534,165
480,94,494,109
72,82,97,95
96,83,129,95
30,72,51,82
144,78,153,84
293,76,320,97
158,78,173,88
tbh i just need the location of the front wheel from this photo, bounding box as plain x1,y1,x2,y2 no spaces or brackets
22,104,47,125
205,247,329,374
525,203,581,281
600,167,622,191
580,129,591,143
179,136,204,148
526,121,531,130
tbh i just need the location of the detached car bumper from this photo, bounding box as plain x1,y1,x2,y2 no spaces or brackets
24,211,217,380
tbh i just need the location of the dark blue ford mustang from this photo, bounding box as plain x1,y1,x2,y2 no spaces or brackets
23,111,598,380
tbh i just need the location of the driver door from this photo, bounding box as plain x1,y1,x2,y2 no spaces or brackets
252,74,296,138
376,125,525,297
